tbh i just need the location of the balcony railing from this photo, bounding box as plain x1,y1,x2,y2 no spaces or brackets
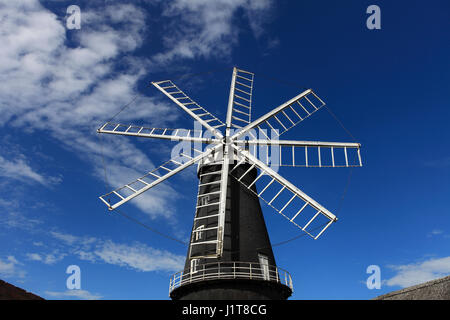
169,261,293,295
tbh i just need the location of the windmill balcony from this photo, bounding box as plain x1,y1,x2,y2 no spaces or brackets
169,261,293,295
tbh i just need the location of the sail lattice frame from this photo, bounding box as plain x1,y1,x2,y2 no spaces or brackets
97,67,362,257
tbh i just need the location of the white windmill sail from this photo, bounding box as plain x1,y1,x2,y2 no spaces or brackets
226,67,254,129
236,139,363,167
231,89,325,141
98,66,362,250
98,122,219,144
229,145,337,239
99,145,220,210
152,80,225,138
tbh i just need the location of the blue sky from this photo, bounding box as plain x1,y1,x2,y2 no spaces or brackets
0,0,449,300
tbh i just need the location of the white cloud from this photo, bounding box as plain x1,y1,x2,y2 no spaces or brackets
26,251,66,265
46,231,185,273
0,155,60,186
0,0,179,218
0,0,275,220
50,231,80,246
244,0,274,37
153,0,274,65
427,229,444,237
26,253,42,261
0,201,43,230
100,163,178,219
0,256,26,278
385,256,450,288
94,240,185,272
45,289,102,300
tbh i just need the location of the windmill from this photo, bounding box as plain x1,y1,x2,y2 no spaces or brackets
97,67,362,300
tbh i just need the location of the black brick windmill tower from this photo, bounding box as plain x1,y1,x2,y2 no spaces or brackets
97,67,363,300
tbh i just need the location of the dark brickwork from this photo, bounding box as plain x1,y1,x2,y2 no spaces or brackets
171,163,292,300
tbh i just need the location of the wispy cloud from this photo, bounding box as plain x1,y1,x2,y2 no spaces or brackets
152,0,274,65
0,155,61,186
45,289,102,300
429,229,443,236
26,251,66,265
93,240,185,272
0,1,178,219
385,256,450,288
427,229,443,237
0,256,26,279
40,231,185,273
0,200,43,231
97,163,179,220
50,231,84,246
426,229,449,239
0,0,275,221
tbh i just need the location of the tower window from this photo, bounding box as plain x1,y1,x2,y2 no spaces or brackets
258,254,270,280
199,195,209,206
194,225,205,241
190,258,200,274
